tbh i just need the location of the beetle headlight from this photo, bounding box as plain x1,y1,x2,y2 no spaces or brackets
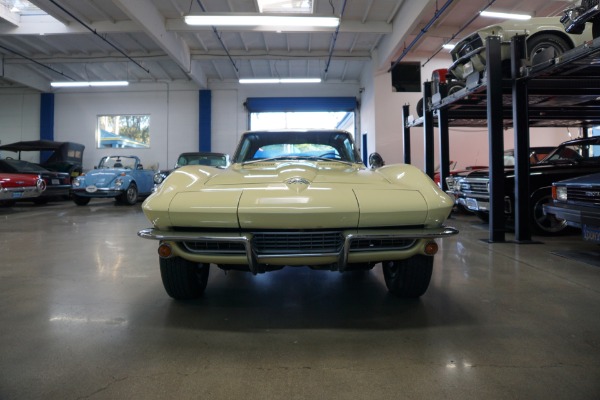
154,173,166,184
115,178,124,188
72,178,82,187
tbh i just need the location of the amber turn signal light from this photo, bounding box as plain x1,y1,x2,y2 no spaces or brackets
424,241,438,255
158,243,173,258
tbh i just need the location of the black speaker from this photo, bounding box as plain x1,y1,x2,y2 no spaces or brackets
391,62,421,92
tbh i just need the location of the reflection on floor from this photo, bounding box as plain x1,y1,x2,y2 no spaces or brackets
1,200,599,399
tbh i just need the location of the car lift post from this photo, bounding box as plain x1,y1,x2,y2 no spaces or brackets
511,35,533,243
423,81,435,179
401,104,411,164
437,83,450,192
486,36,506,243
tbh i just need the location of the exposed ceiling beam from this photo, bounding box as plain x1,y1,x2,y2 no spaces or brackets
112,0,206,88
1,63,51,91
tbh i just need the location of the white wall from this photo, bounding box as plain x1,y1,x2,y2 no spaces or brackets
0,80,362,171
0,91,41,162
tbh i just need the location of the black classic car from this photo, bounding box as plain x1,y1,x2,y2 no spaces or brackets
0,140,85,179
561,0,600,38
543,172,600,242
456,137,600,235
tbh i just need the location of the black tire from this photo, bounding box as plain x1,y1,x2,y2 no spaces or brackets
530,190,569,235
159,257,210,300
416,98,424,117
593,19,600,39
475,211,489,223
73,196,91,206
382,255,434,298
526,33,572,65
447,81,464,96
117,183,138,205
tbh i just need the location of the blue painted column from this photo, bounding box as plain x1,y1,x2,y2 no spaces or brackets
40,93,55,162
199,90,211,152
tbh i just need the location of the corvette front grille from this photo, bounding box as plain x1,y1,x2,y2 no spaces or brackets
349,238,416,252
252,231,344,255
180,231,419,256
183,241,246,254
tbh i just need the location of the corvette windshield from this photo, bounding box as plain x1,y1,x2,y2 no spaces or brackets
233,131,359,164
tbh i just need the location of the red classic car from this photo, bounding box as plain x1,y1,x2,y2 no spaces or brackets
0,173,46,203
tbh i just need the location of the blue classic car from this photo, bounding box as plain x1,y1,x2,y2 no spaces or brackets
544,172,600,242
72,155,155,205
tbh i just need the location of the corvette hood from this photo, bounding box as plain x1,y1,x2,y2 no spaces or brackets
163,162,429,229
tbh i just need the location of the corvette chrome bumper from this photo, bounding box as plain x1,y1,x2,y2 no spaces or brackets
138,226,459,274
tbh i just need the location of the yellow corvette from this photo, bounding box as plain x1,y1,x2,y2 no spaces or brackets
138,130,457,300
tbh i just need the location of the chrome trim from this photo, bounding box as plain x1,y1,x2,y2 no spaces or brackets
138,226,459,274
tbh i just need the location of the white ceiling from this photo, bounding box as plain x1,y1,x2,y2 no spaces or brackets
0,0,578,91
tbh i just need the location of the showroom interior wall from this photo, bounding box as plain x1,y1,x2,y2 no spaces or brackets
0,91,40,148
0,60,578,172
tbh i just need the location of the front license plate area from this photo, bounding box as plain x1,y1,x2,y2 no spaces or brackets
12,192,23,199
582,224,600,243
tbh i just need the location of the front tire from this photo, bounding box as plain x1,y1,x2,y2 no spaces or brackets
382,255,434,298
530,190,569,235
73,195,91,206
117,183,138,205
526,33,572,65
160,257,210,300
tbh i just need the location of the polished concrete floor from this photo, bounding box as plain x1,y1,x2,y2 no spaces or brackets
1,199,599,399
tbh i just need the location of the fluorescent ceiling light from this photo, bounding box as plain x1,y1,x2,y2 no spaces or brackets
51,81,129,88
480,11,531,20
442,43,455,50
257,0,313,14
239,78,321,84
184,15,339,27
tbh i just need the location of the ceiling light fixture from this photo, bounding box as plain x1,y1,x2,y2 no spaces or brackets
239,78,322,84
51,81,129,88
184,15,339,28
480,11,532,20
442,43,455,50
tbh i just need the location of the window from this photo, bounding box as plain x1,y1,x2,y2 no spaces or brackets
97,115,150,149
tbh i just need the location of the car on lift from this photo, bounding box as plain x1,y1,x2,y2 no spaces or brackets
543,171,600,242
153,151,229,189
0,172,46,204
71,155,156,205
137,130,458,300
456,137,600,235
0,140,85,180
561,0,600,38
448,17,593,89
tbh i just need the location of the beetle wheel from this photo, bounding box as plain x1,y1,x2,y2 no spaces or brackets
117,183,138,205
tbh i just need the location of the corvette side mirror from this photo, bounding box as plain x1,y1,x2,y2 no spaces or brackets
369,152,385,169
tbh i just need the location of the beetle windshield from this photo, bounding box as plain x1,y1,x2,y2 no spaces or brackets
99,156,137,169
233,131,360,164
